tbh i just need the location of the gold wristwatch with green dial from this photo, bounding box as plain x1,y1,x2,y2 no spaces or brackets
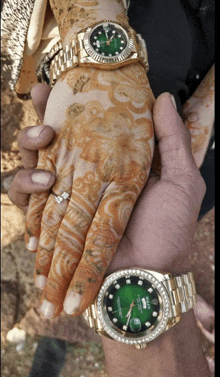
49,20,149,85
83,268,197,349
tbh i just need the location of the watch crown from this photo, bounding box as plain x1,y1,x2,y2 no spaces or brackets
135,343,147,349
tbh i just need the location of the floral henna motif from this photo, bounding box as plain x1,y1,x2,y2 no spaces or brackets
25,56,154,317
49,0,127,45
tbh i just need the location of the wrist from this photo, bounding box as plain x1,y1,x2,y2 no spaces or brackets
102,310,211,377
50,0,128,47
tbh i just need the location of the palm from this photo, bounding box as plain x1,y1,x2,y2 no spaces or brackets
107,167,202,275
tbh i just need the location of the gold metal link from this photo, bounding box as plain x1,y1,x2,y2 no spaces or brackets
163,272,197,316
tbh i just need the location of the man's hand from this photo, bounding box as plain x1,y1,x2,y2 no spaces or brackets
9,88,206,321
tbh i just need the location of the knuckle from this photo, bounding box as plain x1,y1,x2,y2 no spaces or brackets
190,169,206,201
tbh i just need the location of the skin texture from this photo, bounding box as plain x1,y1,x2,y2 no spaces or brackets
183,64,215,168
49,0,128,45
9,93,211,376
24,63,155,317
9,0,214,319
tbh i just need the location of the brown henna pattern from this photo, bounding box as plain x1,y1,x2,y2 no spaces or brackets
183,64,215,168
49,0,127,45
25,0,214,317
25,62,154,316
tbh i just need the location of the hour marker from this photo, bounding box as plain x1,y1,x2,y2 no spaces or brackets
152,311,158,317
115,52,119,55
121,40,125,44
109,294,113,299
126,279,131,284
108,307,113,312
94,36,97,39
148,287,153,293
98,31,102,34
113,318,118,323
109,54,112,56
138,280,143,286
145,321,151,327
115,284,120,289
120,47,123,50
151,298,159,305
123,325,127,331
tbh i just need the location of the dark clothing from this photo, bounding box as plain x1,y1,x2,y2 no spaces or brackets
128,0,215,219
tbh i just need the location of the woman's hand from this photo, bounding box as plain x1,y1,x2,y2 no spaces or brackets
9,89,206,319
23,63,155,318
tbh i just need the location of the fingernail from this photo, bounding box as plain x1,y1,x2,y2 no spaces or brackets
35,275,47,290
32,172,51,186
64,292,82,315
40,299,55,318
170,95,177,110
27,125,44,138
26,236,38,251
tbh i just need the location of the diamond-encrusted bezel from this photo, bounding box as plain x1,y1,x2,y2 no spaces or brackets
97,268,170,345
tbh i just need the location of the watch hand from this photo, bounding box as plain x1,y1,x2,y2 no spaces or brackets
106,35,115,46
112,303,137,314
125,300,135,318
125,311,132,327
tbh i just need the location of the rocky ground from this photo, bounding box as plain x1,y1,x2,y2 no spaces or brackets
1,54,214,377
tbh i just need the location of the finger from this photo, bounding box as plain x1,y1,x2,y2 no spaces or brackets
153,92,206,202
153,93,195,173
38,172,108,318
8,169,55,213
63,180,140,316
31,83,52,122
34,174,74,288
17,125,55,169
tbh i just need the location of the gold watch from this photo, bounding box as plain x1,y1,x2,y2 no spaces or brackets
83,268,197,349
49,20,149,86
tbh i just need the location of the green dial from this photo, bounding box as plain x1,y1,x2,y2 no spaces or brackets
89,22,128,57
104,275,160,334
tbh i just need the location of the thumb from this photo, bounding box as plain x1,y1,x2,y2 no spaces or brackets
31,83,52,122
153,92,196,181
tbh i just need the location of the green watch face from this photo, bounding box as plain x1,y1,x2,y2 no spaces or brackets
104,275,160,334
84,22,134,64
89,22,128,57
97,269,170,345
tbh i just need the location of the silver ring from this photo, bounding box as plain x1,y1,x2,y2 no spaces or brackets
51,191,70,204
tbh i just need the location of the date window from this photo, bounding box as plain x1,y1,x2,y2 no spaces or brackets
130,318,141,332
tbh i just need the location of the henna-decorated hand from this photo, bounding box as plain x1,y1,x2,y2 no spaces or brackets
9,90,206,321
23,63,155,318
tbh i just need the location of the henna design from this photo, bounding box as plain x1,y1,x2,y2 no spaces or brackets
25,0,214,318
25,61,155,316
49,0,127,44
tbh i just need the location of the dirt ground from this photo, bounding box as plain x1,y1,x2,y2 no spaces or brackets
1,54,214,377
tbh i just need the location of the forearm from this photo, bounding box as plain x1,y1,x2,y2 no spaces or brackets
102,310,211,377
49,0,128,46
